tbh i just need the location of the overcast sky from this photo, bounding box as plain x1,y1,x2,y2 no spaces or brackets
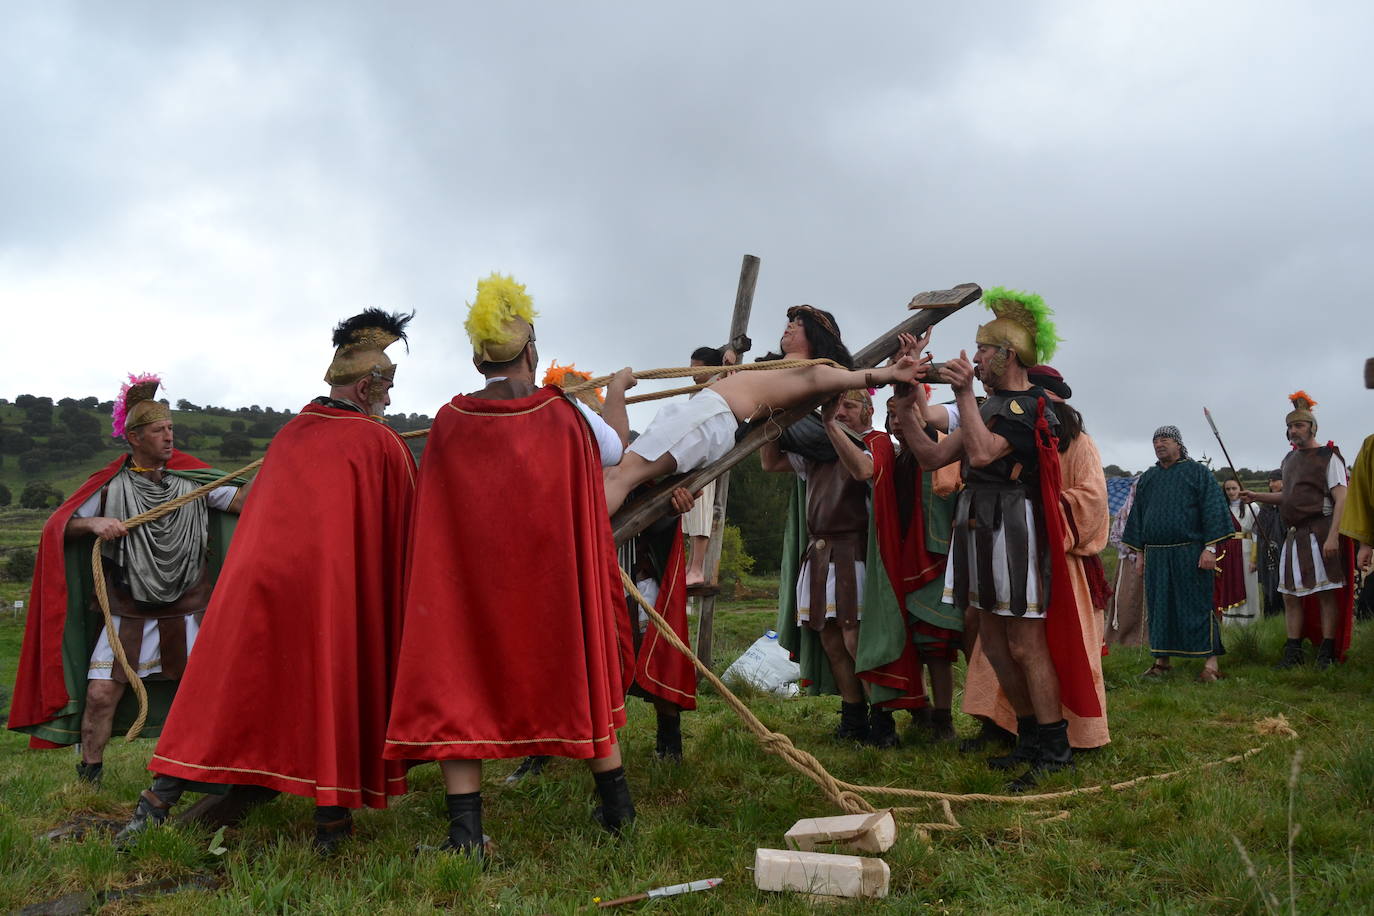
2,1,1370,472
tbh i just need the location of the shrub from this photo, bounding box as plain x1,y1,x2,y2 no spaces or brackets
19,481,63,509
17,449,50,474
716,524,756,593
4,548,36,582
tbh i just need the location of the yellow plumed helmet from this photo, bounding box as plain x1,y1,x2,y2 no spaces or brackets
465,273,538,363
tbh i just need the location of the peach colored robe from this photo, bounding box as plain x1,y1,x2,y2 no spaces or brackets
960,432,1111,748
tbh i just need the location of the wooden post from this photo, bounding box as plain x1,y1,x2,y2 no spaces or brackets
610,283,981,546
692,254,760,669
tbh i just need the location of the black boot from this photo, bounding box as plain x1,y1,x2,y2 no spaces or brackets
591,766,636,835
1009,719,1074,792
313,805,353,857
114,777,185,845
987,716,1040,771
1274,638,1305,669
866,707,900,749
76,760,103,786
929,708,956,743
959,718,1016,754
442,791,485,856
1315,638,1337,670
655,711,683,761
504,755,549,785
835,700,870,742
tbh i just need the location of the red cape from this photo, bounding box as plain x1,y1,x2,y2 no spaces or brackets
9,450,209,748
859,430,933,706
150,404,416,808
633,526,698,710
1036,402,1102,718
384,387,633,761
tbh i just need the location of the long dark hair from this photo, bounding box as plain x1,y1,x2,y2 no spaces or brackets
757,305,854,369
1055,402,1085,452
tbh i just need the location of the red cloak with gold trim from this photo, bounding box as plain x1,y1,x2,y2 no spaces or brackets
9,450,210,748
150,404,416,808
633,526,697,710
384,387,633,761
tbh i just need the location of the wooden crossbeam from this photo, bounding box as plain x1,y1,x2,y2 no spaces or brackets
611,283,981,545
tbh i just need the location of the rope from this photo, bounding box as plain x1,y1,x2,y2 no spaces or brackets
397,357,846,436
563,357,841,395
93,459,264,740
620,572,1292,832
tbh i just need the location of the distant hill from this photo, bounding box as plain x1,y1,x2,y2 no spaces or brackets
0,395,430,567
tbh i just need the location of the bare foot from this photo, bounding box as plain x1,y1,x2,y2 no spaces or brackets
685,572,705,586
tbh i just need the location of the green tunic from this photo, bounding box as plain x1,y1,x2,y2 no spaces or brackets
1121,459,1233,658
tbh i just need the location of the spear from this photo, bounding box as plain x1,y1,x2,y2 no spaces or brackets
595,878,723,908
1202,407,1244,487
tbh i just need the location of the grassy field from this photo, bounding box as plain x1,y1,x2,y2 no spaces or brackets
2,590,1371,914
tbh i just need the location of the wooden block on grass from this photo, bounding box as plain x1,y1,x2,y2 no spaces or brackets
754,848,890,899
785,810,897,854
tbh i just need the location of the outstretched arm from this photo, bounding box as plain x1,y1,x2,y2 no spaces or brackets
601,368,637,449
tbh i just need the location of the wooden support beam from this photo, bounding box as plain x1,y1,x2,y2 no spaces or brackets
611,283,980,545
692,255,759,669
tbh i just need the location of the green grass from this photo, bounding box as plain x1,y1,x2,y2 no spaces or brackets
1,606,1372,913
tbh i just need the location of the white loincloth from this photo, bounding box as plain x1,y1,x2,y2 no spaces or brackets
796,559,866,624
1277,533,1343,596
628,388,737,472
87,614,201,680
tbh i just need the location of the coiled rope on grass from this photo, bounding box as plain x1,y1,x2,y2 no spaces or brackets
619,571,1295,834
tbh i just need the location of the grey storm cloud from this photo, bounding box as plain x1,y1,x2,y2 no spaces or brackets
1,1,1371,472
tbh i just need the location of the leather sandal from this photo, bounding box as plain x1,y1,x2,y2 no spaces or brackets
1196,668,1227,683
1140,662,1172,678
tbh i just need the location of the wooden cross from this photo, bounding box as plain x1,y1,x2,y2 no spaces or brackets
611,280,981,667
685,255,759,667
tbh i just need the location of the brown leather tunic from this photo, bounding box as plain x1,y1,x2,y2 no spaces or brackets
1279,445,1345,589
801,456,869,631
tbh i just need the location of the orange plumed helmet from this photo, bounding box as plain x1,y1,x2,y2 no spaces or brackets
1285,390,1318,431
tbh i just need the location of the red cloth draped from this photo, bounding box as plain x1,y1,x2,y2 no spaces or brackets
633,526,698,710
1035,403,1102,718
1212,513,1247,616
859,430,930,707
1300,536,1355,663
384,387,633,761
9,450,209,747
150,405,416,808
865,431,942,599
